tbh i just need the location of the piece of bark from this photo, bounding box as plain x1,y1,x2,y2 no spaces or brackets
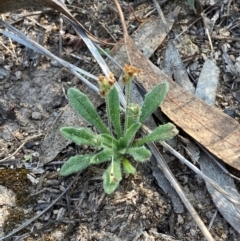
162,40,195,94
195,59,220,106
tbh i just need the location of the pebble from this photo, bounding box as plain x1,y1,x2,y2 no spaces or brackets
233,90,240,102
4,65,11,71
50,59,61,67
0,67,10,79
235,62,240,74
235,109,240,117
15,70,22,80
214,50,221,61
31,112,42,120
189,61,199,71
4,83,10,89
201,53,207,61
235,42,240,49
177,214,184,224
230,55,235,62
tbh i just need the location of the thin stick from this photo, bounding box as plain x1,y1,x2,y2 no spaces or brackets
205,28,213,51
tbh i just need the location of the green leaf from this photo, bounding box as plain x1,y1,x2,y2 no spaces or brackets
100,133,118,148
187,0,195,9
90,149,113,164
140,82,169,123
134,123,178,146
122,122,142,148
122,158,136,175
127,103,141,128
103,159,122,194
117,137,127,150
106,86,122,138
67,88,110,134
60,154,92,176
60,127,101,147
126,146,151,162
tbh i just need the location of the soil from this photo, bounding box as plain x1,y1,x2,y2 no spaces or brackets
0,0,240,240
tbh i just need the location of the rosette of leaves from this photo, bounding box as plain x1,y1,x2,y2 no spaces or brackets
60,69,178,194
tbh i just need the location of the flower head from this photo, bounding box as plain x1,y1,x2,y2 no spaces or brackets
98,73,116,98
122,65,141,84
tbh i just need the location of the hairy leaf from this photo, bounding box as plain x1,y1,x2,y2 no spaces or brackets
126,146,151,162
127,103,141,128
67,88,110,134
90,149,113,164
100,133,118,148
122,158,136,175
134,123,178,146
60,127,100,147
106,86,122,138
122,122,142,148
103,159,122,194
60,154,92,176
140,82,169,123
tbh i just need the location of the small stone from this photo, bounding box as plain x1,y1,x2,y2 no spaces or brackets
201,53,207,61
177,214,184,224
14,130,24,140
15,70,22,80
230,55,235,62
4,83,10,89
32,152,40,158
235,42,240,49
190,228,196,236
214,50,221,61
50,59,61,67
233,90,240,102
0,68,10,79
235,109,240,117
189,61,199,71
31,112,42,120
3,65,11,71
235,62,240,74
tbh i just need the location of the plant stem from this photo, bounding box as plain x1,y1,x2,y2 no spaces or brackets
106,96,113,135
124,82,131,133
